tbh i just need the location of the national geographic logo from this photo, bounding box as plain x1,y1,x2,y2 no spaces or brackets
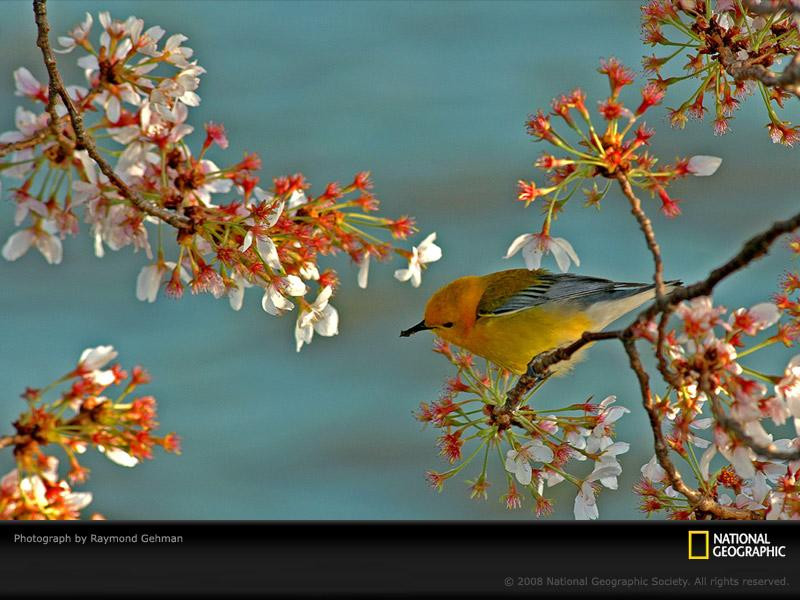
688,530,787,560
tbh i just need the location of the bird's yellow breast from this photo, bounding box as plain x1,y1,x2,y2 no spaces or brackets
439,305,596,375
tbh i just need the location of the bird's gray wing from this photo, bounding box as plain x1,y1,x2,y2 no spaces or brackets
479,273,656,317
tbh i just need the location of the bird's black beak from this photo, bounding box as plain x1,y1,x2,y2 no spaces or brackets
400,320,431,337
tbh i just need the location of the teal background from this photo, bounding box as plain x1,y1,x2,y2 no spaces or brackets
0,0,798,519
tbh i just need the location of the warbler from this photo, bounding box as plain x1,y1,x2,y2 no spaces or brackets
400,269,680,375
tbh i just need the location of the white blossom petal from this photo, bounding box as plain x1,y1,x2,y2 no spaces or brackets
357,253,370,289
550,237,580,272
136,264,162,302
101,447,138,467
504,233,533,259
699,445,716,480
313,305,339,337
521,243,544,270
79,345,117,370
688,155,722,176
2,230,34,261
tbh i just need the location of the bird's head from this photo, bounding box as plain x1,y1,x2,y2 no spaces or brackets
400,276,483,344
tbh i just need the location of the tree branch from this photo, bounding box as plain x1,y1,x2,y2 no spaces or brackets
501,181,800,519
616,173,665,297
615,173,681,389
0,127,54,159
649,208,800,315
709,1,800,97
705,382,800,461
0,434,29,451
623,338,762,520
718,46,800,99
505,207,800,390
31,0,192,230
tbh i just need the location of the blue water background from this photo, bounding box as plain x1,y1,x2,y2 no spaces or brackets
0,0,798,518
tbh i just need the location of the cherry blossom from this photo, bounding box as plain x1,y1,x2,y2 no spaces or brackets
13,68,46,102
574,465,621,520
261,275,307,316
1,221,62,264
99,446,139,468
775,356,800,418
641,454,666,483
419,342,629,518
136,260,182,303
641,2,800,146
54,12,93,53
0,10,434,355
590,438,630,490
504,440,554,485
504,232,580,272
394,232,442,288
0,346,177,519
78,345,118,371
295,286,339,352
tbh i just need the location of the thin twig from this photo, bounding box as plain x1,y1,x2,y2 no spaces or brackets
0,127,54,159
615,177,722,518
502,186,800,518
615,174,681,388
508,203,800,411
0,434,29,451
710,1,800,96
704,380,800,461
617,173,665,298
623,339,761,520
499,330,621,412
718,46,800,98
31,0,192,230
647,208,800,317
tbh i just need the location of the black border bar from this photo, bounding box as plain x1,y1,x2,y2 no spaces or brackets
0,521,797,596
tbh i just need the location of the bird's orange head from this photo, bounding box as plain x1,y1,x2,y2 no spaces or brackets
400,276,485,345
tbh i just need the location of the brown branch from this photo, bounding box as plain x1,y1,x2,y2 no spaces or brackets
615,174,681,389
620,338,758,519
0,434,29,451
625,339,762,519
614,179,756,519
0,127,54,159
648,207,800,316
713,2,800,96
704,382,800,461
500,185,800,519
31,0,192,230
616,173,665,298
499,330,621,412
718,46,800,99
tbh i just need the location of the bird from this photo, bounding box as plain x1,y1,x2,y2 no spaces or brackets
400,268,681,376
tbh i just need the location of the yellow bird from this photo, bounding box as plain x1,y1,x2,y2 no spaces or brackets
400,269,680,375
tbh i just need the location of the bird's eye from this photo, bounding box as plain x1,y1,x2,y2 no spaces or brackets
442,322,454,328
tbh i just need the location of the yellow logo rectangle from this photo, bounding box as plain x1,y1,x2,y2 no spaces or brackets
688,530,709,560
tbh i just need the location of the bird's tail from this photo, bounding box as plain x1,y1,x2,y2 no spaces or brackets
585,279,682,329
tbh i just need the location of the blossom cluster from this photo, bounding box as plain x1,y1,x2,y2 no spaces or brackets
504,58,721,273
641,0,800,145
775,234,800,332
417,340,630,519
0,12,440,352
634,297,800,519
0,345,178,519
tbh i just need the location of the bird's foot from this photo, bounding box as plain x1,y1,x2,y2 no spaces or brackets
523,357,553,388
